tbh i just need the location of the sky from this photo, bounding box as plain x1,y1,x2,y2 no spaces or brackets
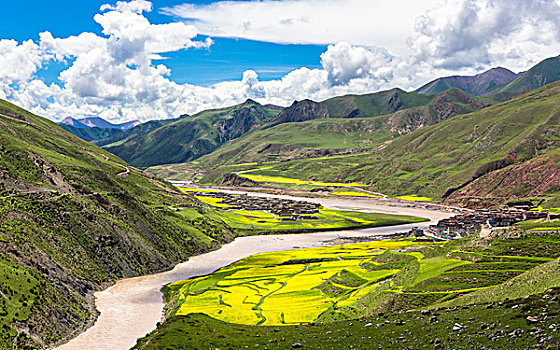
0,0,559,123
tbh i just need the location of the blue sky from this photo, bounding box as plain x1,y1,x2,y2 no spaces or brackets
0,0,325,86
0,0,558,123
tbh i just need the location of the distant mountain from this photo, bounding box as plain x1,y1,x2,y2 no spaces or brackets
416,67,519,96
489,55,560,94
59,123,124,142
199,82,560,205
416,55,560,97
190,89,500,167
105,99,280,168
60,116,140,131
269,88,433,126
95,114,190,147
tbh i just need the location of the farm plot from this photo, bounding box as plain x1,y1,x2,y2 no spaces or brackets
164,233,560,326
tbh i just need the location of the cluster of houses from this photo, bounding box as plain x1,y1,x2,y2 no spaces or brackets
423,208,558,240
193,191,321,219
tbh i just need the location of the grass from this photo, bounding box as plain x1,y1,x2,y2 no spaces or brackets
134,289,560,350
394,195,432,202
162,232,560,327
331,190,382,198
237,171,368,188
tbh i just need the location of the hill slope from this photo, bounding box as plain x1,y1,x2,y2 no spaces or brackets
0,100,236,349
270,88,433,126
415,67,518,95
95,115,188,147
105,100,280,168
490,55,560,94
193,89,495,166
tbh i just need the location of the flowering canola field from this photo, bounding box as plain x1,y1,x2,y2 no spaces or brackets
165,239,476,326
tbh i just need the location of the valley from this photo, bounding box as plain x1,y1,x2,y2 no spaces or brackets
55,190,449,350
0,30,559,350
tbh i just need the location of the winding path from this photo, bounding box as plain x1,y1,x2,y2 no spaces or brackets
55,192,452,350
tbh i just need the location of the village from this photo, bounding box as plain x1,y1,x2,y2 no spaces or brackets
190,189,560,239
419,203,559,240
191,190,322,219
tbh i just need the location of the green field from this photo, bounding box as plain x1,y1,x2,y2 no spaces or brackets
164,240,437,326
136,231,560,349
163,232,560,327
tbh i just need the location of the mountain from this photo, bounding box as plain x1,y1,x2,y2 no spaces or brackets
269,88,433,126
0,99,236,348
59,123,124,142
190,89,498,167
415,67,519,95
104,99,281,168
60,116,140,130
95,114,189,147
189,82,560,207
489,55,560,94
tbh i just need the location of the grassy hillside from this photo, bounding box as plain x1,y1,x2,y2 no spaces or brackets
447,148,560,207
0,99,240,349
188,82,560,205
491,55,560,94
105,100,280,168
269,88,433,126
180,89,497,167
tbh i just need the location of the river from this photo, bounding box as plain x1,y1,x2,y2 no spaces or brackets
55,191,452,350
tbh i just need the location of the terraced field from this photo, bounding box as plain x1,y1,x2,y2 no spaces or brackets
163,233,560,328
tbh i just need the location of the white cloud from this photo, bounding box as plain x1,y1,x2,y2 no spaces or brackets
163,0,439,56
0,39,46,83
100,0,152,14
1,0,560,125
409,0,560,71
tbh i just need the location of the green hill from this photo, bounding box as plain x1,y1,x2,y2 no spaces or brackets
58,124,123,142
193,89,495,166
270,88,433,126
0,99,237,348
95,115,188,147
105,100,280,168
490,55,560,94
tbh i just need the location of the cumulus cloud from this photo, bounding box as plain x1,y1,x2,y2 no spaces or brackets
409,0,560,71
100,0,152,14
0,39,47,83
1,0,560,124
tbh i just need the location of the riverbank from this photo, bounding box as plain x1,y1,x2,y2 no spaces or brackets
55,191,452,350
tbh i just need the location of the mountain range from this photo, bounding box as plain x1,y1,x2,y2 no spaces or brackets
95,55,559,172
60,116,141,130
